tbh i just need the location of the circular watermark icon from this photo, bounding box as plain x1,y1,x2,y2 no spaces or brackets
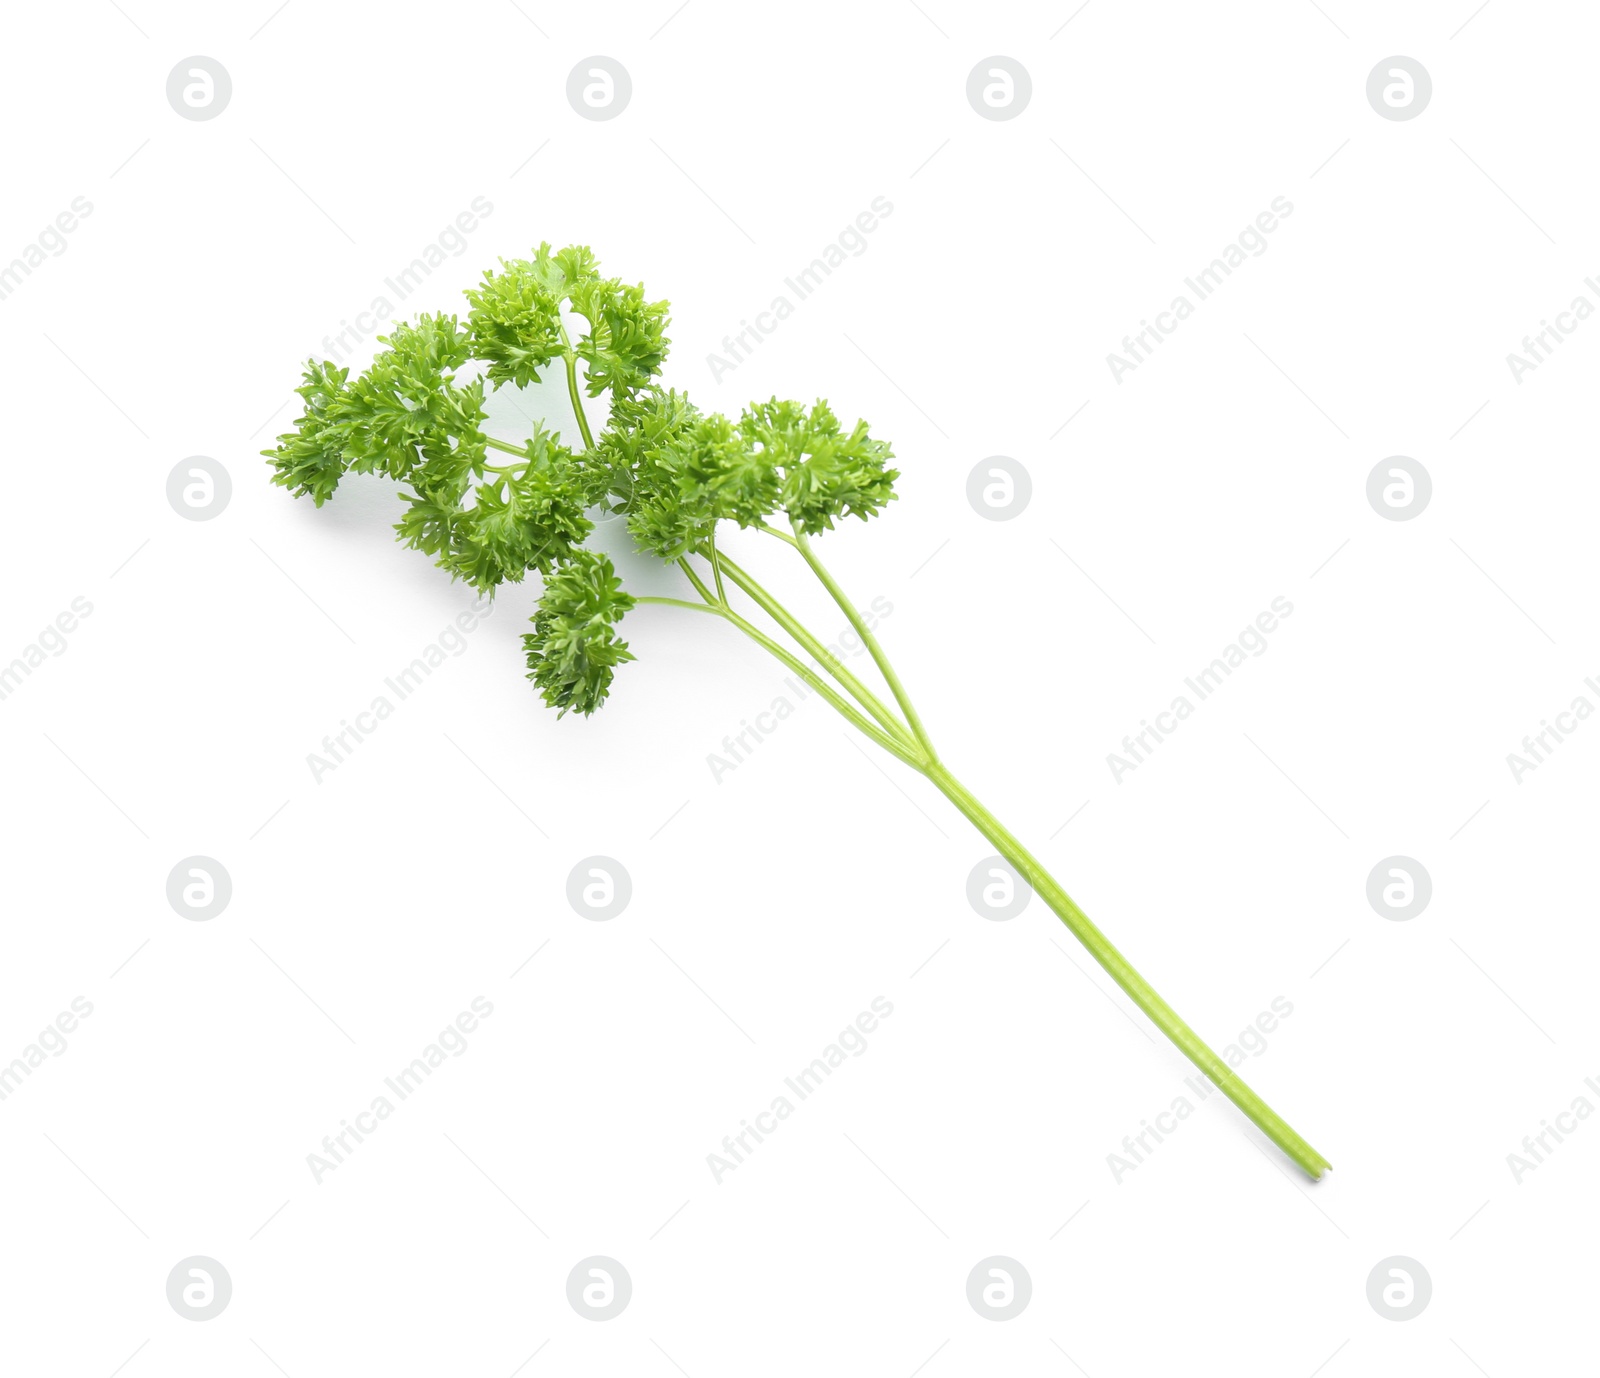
967,456,1031,521
1366,856,1431,922
167,857,232,922
567,57,631,121
567,1256,631,1320
167,456,232,521
1366,456,1430,521
567,856,631,920
166,57,232,122
166,1256,232,1320
967,856,1031,921
966,1255,1032,1320
967,57,1031,121
1366,57,1431,122
1366,1255,1431,1320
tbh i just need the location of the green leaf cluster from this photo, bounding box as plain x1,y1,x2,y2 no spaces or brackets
265,314,590,593
617,395,899,556
740,397,899,536
265,315,492,505
465,242,669,421
264,242,897,714
524,550,636,717
260,244,1340,1185
395,422,591,591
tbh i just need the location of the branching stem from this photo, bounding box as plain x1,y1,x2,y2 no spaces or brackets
714,550,915,751
640,590,919,767
643,529,1329,1179
676,556,720,608
790,526,936,758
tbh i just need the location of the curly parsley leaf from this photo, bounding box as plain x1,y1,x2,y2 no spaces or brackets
465,242,669,419
673,411,780,528
568,276,671,414
524,549,636,716
265,360,353,506
741,397,899,535
464,250,566,389
264,315,487,502
588,387,699,512
396,420,591,593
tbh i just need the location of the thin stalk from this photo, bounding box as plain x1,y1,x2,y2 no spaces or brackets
923,758,1331,1180
556,321,596,451
719,607,921,767
755,521,800,548
676,556,720,608
707,531,728,604
790,526,936,759
643,589,919,767
484,436,532,459
715,550,915,751
634,596,714,614
645,502,1323,1172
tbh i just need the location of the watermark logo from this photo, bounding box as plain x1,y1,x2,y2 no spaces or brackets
0,197,94,305
707,596,895,781
313,199,496,366
167,857,232,922
967,856,1031,920
167,456,231,521
1507,1076,1600,1183
166,1256,232,1320
1107,198,1295,382
567,1256,632,1319
1366,1256,1431,1320
306,998,495,1183
1507,682,1600,783
707,199,894,381
0,596,94,704
966,456,1031,521
1366,456,1430,521
568,856,631,920
966,1256,1032,1319
1366,58,1431,121
967,58,1031,121
1507,281,1600,383
567,58,631,121
307,602,494,782
1108,997,1296,1182
1109,598,1295,781
1366,856,1430,921
707,998,895,1184
167,58,232,122
0,997,95,1104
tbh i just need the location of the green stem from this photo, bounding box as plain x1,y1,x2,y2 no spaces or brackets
755,521,800,548
720,608,920,766
715,551,916,750
557,322,596,451
676,556,720,608
708,531,728,604
484,436,531,460
634,596,714,614
643,588,919,767
649,518,1323,1173
923,759,1331,1180
790,526,936,758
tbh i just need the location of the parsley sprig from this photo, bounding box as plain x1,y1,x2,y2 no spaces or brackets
265,243,1330,1180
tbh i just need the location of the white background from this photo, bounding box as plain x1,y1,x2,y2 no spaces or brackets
1,1,1596,1373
